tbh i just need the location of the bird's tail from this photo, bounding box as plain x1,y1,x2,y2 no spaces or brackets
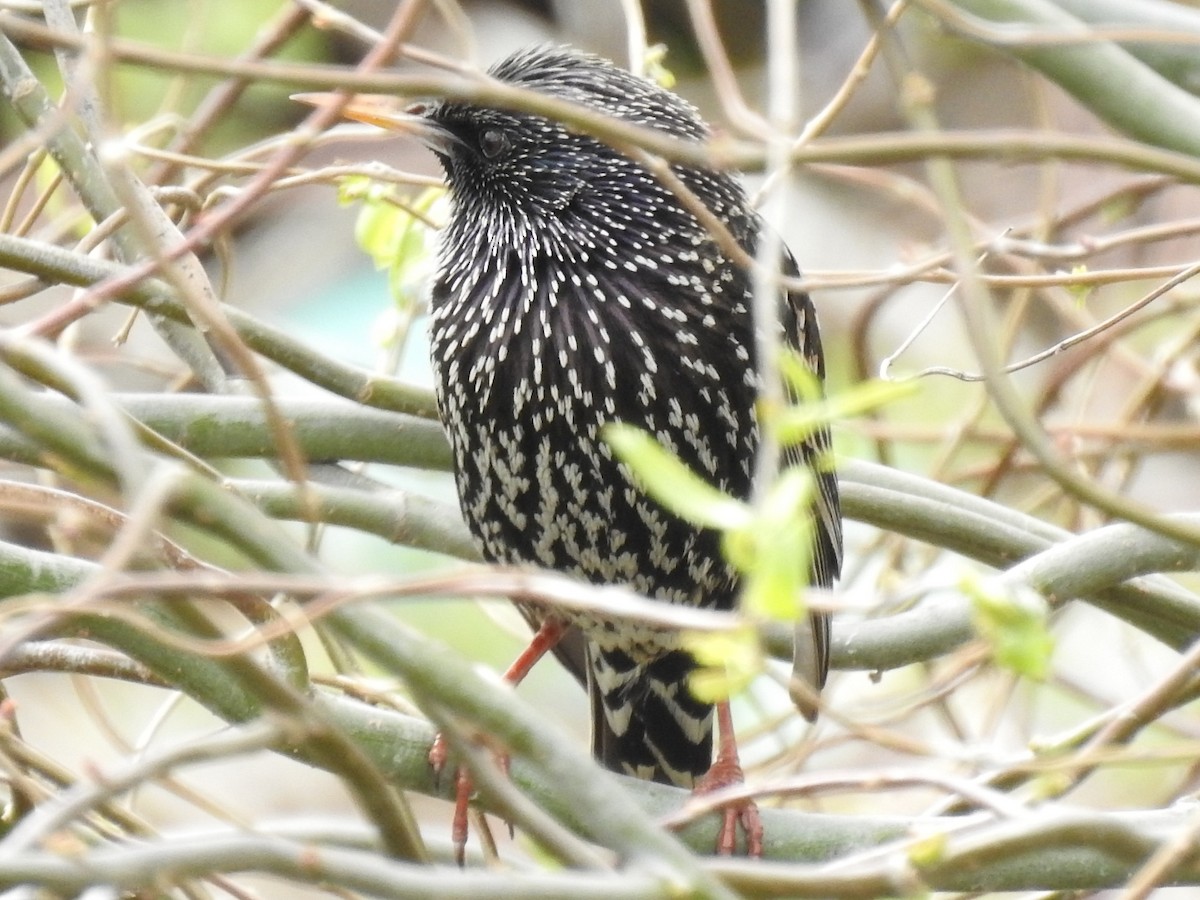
587,646,713,786
790,610,831,721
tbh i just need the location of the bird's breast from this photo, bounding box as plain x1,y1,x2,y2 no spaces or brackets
429,245,758,614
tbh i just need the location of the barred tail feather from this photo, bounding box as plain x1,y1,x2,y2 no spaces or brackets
588,646,713,786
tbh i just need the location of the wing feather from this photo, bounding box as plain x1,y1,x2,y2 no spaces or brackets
780,249,842,718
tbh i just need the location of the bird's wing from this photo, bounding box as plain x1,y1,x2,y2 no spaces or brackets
781,247,842,718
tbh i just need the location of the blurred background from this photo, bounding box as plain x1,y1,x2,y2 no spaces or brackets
3,1,1200,894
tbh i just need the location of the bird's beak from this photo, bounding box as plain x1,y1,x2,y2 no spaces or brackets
293,92,460,156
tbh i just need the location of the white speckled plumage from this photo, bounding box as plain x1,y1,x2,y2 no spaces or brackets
424,46,841,785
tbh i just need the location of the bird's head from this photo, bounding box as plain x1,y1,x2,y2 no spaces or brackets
304,47,714,251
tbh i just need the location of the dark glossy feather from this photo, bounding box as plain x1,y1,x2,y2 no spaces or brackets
425,46,841,785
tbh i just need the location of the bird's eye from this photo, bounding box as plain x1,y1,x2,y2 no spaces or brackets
479,129,509,160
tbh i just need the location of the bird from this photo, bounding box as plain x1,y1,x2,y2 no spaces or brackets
327,44,841,858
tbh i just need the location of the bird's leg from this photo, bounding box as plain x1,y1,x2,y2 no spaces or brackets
692,700,763,856
428,616,568,864
427,615,568,769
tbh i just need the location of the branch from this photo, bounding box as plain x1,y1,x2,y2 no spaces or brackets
0,392,451,470
6,12,1200,180
4,537,1200,888
932,0,1200,156
1,382,1194,658
0,232,438,417
0,831,665,898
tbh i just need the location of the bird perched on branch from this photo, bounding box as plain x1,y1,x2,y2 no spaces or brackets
326,45,841,858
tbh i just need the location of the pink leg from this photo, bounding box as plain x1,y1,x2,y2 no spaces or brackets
428,617,568,865
692,700,763,856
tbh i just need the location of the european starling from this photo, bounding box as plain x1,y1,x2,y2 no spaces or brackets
333,45,841,853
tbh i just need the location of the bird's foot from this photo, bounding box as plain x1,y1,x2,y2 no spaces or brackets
692,750,763,857
429,732,512,866
428,734,471,865
689,699,763,856
428,618,565,865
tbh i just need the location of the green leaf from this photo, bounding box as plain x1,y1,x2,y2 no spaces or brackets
644,43,676,90
354,192,401,269
342,180,444,310
685,627,760,703
778,352,824,403
336,173,371,206
1066,264,1092,307
964,574,1055,680
603,423,751,531
1029,771,1074,801
908,831,948,867
775,366,918,445
1099,193,1138,226
607,424,815,622
386,188,444,309
735,468,814,621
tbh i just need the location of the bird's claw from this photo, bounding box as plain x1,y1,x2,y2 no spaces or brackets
692,745,764,857
428,735,472,865
450,765,472,866
714,798,763,856
428,732,451,778
429,734,513,866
